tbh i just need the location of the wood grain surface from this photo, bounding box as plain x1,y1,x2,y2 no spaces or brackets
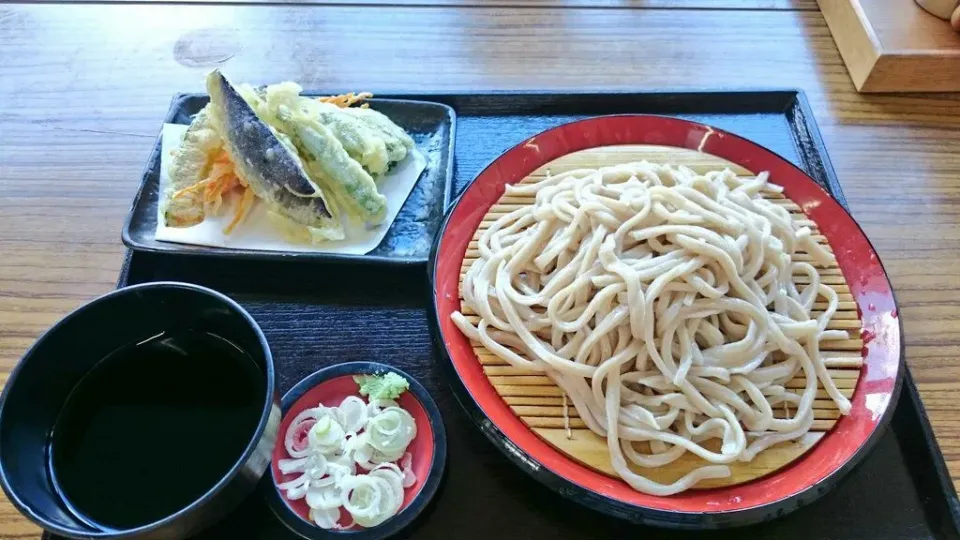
1,2,959,537
818,0,960,92
11,0,819,7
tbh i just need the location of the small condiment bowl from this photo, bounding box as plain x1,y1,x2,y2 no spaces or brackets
0,282,279,539
264,361,446,539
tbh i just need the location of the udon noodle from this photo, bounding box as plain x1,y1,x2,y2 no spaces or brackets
452,162,851,496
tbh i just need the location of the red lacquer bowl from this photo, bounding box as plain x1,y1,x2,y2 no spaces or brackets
264,362,446,538
427,115,904,528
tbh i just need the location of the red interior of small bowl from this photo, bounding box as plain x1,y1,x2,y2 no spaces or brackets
271,375,435,529
432,115,902,514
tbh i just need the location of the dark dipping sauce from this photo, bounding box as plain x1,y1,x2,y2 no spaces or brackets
48,329,265,530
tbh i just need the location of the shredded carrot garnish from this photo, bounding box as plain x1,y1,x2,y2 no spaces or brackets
204,166,240,214
223,187,255,235
171,147,255,234
317,92,373,109
172,151,238,204
211,149,231,163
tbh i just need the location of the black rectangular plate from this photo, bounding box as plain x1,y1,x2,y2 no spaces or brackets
51,91,960,540
121,95,456,265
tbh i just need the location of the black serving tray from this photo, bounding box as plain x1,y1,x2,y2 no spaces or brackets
122,95,456,265
48,91,960,540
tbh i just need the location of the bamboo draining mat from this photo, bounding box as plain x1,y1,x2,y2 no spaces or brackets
457,145,863,489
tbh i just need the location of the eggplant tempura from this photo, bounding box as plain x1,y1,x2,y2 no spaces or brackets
160,70,416,243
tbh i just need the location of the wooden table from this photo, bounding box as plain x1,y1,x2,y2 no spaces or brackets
0,1,959,537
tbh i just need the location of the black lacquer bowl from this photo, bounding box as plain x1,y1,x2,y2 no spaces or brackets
0,282,279,539
264,361,446,539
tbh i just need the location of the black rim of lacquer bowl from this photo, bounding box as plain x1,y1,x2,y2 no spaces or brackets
263,361,447,539
0,281,278,539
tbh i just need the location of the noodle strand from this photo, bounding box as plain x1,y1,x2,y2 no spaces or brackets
453,162,852,495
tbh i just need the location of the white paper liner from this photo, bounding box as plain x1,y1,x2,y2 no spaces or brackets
154,123,428,255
